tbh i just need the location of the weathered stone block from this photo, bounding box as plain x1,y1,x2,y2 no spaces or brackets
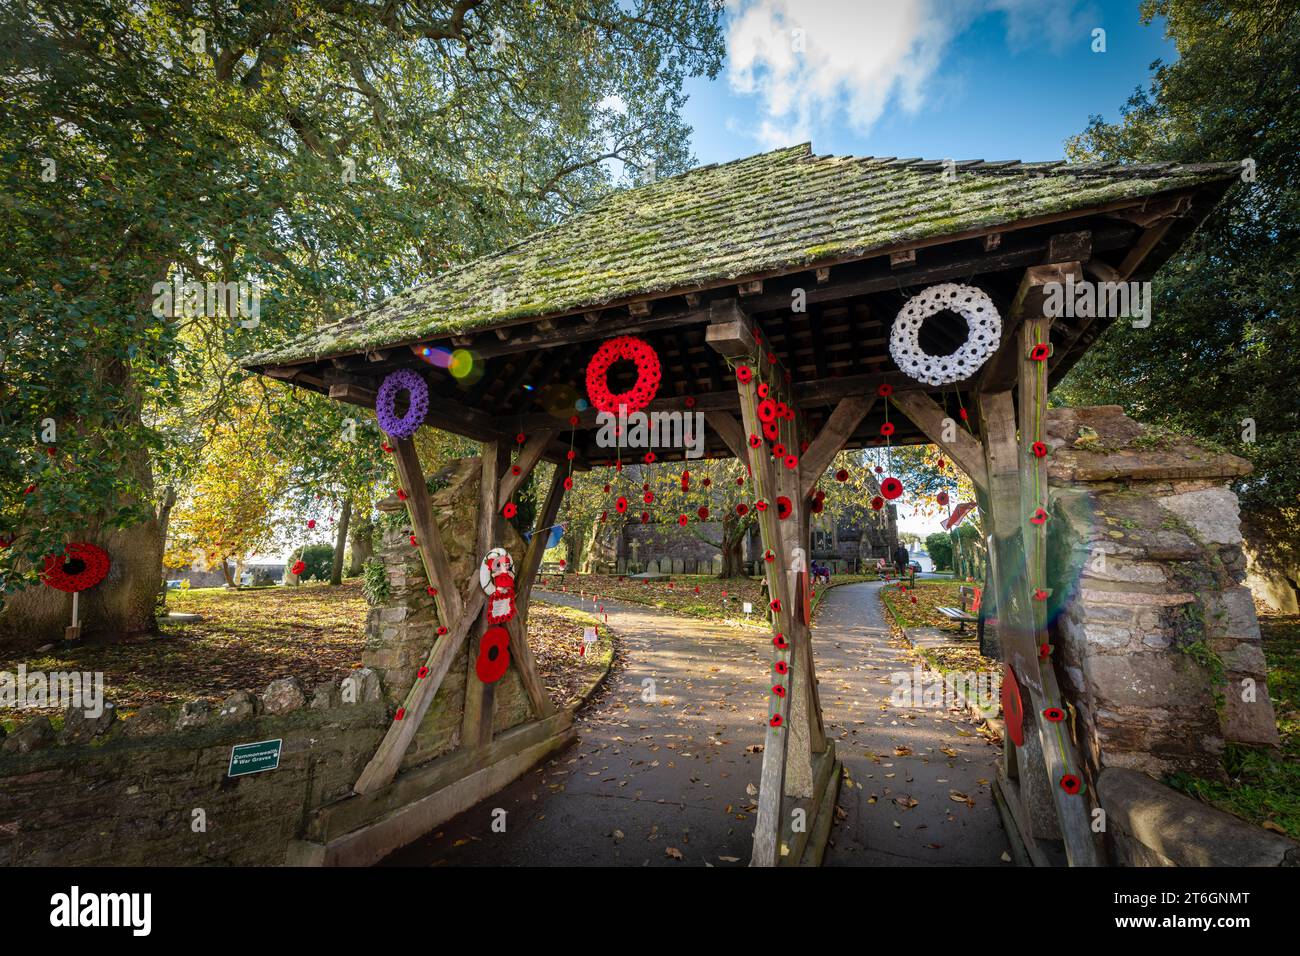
263,677,307,715
1,717,55,754
61,701,117,744
217,690,261,721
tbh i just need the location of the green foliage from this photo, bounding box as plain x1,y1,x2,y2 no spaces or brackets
361,557,391,607
289,544,334,582
0,0,724,604
1059,1,1300,562
926,532,954,571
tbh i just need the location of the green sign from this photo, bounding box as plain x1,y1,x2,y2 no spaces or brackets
228,738,282,777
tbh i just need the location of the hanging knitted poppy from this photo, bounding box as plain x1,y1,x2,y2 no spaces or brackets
784,454,798,470
1030,507,1049,525
615,496,628,513
736,503,749,516
835,469,849,482
748,434,762,448
677,514,688,527
771,684,786,698
502,502,518,519
563,476,574,490
291,559,307,576
810,497,824,514
1032,441,1048,458
880,477,903,500
871,496,885,511
697,506,710,521
772,443,786,458
1043,707,1065,722
427,586,438,597
776,496,792,520
643,491,654,504
877,383,893,398
773,633,789,650
307,519,316,529
769,713,783,728
775,660,788,675
936,491,950,506
736,366,752,384
770,599,781,612
755,499,768,512
763,421,779,441
757,383,769,398
758,399,778,423
880,422,895,437
516,432,527,444
1059,775,1083,795
1029,342,1050,362
42,543,111,593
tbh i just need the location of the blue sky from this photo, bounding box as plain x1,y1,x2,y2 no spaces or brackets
682,0,1174,168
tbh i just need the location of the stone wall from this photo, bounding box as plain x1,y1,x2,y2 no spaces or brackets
1045,406,1279,782
0,673,387,865
364,456,533,771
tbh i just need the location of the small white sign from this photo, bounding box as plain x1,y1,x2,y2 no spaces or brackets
583,626,598,644
742,602,753,615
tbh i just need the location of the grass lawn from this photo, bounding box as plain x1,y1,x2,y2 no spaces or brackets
879,579,998,676
0,579,610,729
540,571,876,628
1167,611,1300,839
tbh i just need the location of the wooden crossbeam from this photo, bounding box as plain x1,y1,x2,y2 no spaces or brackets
799,395,876,499
497,429,558,509
704,409,748,460
392,437,464,622
978,262,1081,393
353,588,486,795
889,392,988,493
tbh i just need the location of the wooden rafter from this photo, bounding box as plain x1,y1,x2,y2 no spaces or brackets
800,395,877,499
889,392,988,493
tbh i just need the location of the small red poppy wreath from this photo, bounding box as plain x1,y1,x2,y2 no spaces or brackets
776,496,792,520
758,399,778,423
677,514,689,527
43,542,111,593
755,500,768,512
772,443,786,458
437,625,448,636
417,666,429,679
510,465,522,476
1059,774,1083,795
880,422,895,437
785,455,798,470
770,599,782,612
880,477,903,500
564,476,574,490
1043,707,1065,722
1029,342,1050,362
1030,507,1049,525
586,335,661,413
644,451,656,464
769,713,783,728
763,421,779,441
1032,441,1048,458
871,496,885,511
503,502,518,519
697,506,710,521
774,660,789,675
771,684,787,698
643,491,654,504
835,468,849,482
936,491,950,506
757,383,769,398
736,366,753,384
748,434,762,448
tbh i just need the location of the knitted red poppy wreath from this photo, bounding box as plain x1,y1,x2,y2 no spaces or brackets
585,335,662,414
42,542,111,593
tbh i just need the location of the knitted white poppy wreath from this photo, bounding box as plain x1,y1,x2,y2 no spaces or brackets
888,283,1002,386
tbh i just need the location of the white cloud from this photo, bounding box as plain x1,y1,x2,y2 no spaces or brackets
725,0,1094,149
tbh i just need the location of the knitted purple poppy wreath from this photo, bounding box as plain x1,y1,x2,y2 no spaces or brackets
376,368,429,439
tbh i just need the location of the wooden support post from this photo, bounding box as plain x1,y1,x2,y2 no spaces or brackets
464,441,509,751
1016,317,1102,867
497,429,558,509
391,437,464,623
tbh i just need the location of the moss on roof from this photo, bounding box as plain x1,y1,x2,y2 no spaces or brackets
246,144,1236,367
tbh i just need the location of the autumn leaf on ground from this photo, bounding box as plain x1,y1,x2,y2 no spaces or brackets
665,847,683,860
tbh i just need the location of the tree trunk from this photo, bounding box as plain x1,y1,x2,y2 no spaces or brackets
155,485,178,612
718,514,747,578
220,557,235,588
347,508,374,575
331,497,351,585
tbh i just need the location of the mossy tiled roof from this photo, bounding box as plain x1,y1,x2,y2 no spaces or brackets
246,143,1236,367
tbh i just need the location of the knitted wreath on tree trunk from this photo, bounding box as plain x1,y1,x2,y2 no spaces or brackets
42,542,111,593
888,283,1002,386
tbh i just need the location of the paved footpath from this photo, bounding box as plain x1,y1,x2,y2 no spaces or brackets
381,581,1008,867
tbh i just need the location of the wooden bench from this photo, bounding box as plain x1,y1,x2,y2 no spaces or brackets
936,585,981,634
